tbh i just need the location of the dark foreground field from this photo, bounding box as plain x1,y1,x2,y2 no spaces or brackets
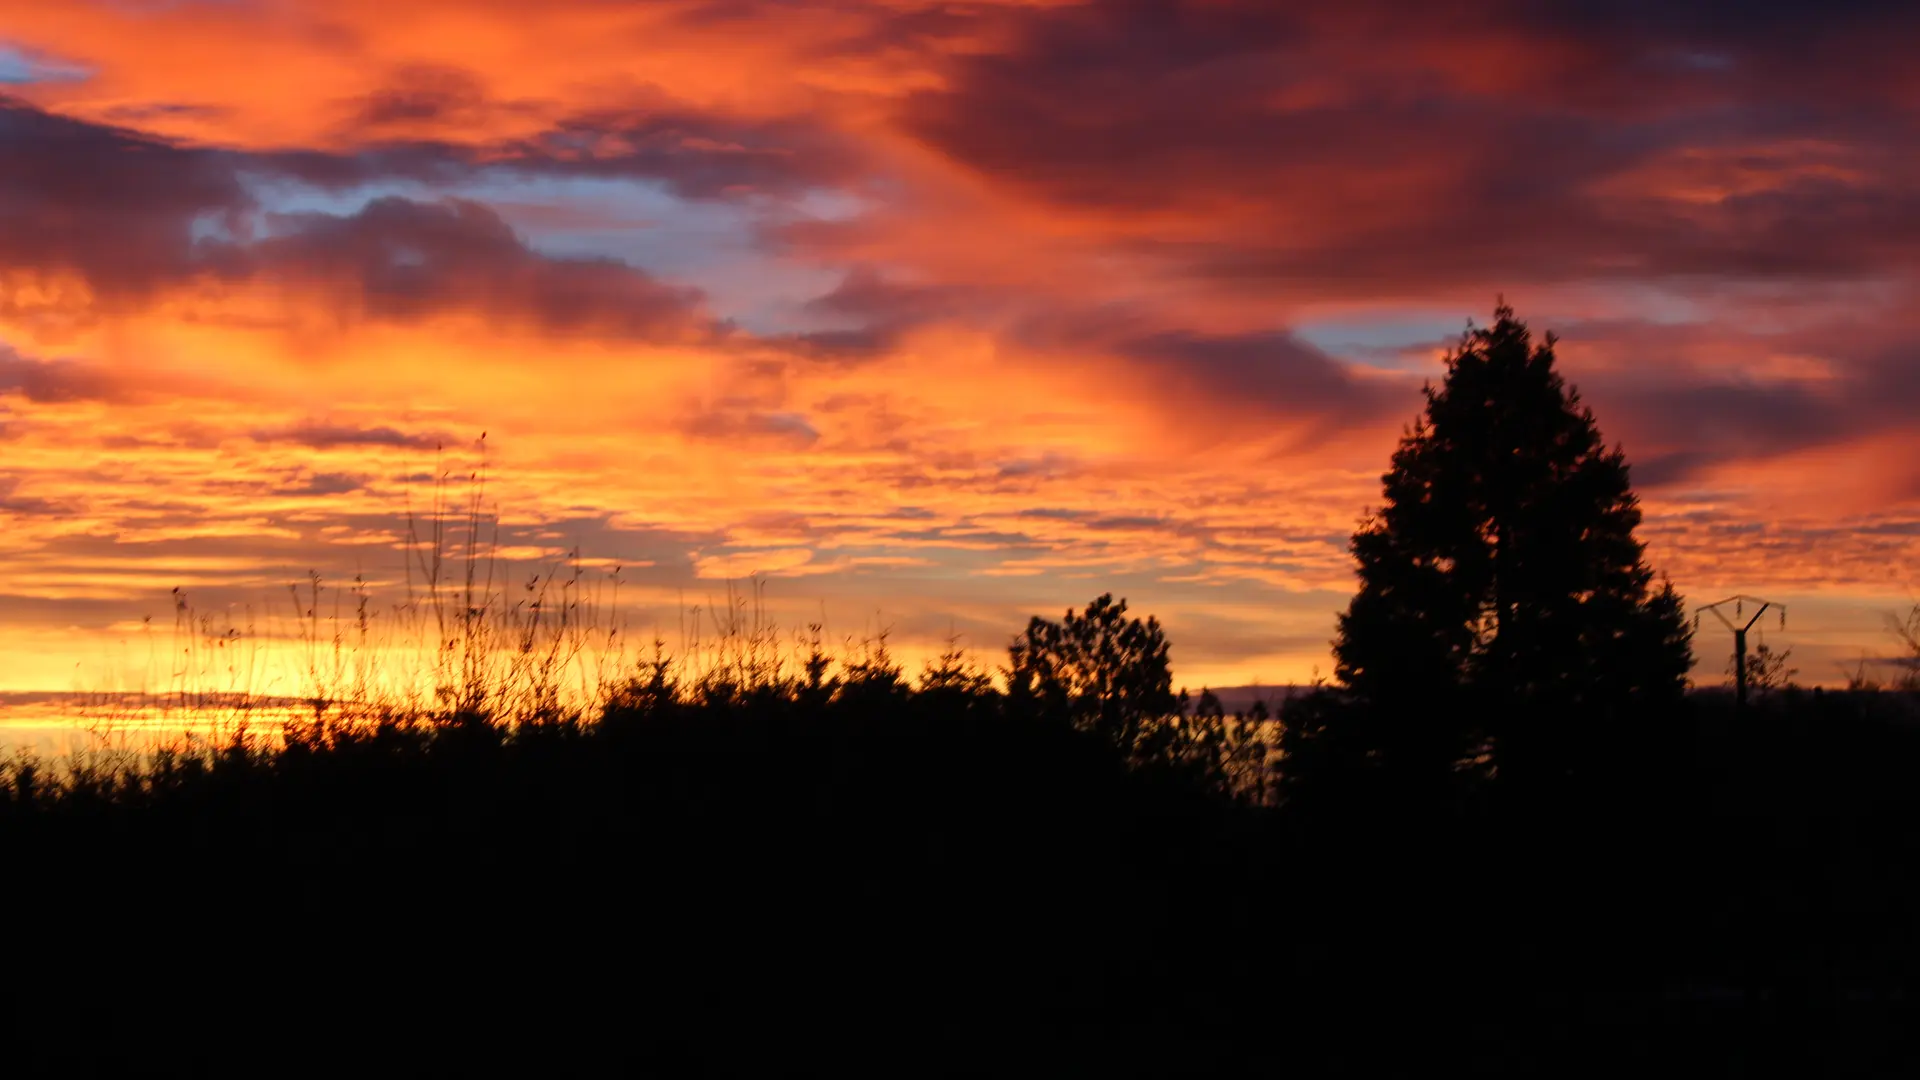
4,685,1920,1076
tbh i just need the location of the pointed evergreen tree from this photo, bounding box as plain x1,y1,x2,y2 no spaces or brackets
1329,303,1692,786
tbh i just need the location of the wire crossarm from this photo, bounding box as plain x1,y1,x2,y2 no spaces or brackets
1696,595,1786,635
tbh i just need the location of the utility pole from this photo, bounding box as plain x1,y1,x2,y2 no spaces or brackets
1694,596,1786,711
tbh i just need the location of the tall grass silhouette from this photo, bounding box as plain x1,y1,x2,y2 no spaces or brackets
7,443,1279,814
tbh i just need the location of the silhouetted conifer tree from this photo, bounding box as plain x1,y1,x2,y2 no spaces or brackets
917,635,996,701
1325,303,1692,787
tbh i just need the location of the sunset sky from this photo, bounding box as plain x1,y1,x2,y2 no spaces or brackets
2,0,1918,700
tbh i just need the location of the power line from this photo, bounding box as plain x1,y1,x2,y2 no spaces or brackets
1694,595,1786,710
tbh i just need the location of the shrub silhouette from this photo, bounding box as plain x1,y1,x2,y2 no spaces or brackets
1731,639,1798,699
1003,594,1270,800
1309,302,1692,792
1892,603,1920,692
1005,593,1178,750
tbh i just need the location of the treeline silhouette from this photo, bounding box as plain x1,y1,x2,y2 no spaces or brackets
5,305,1920,1075
7,618,1918,1075
0,608,1281,1075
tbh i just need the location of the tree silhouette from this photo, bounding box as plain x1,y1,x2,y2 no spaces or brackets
1005,596,1268,799
1006,593,1178,753
1327,302,1692,787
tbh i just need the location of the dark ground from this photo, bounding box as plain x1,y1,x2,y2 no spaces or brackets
4,689,1920,1076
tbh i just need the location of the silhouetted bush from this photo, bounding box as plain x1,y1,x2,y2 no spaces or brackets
1005,593,1270,802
